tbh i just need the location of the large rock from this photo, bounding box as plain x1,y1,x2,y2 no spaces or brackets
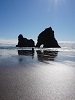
36,27,60,48
16,34,35,47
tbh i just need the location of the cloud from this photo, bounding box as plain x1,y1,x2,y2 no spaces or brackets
0,38,17,45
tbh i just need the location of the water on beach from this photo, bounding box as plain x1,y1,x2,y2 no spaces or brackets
0,42,75,100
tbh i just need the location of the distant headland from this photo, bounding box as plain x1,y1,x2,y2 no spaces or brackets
16,27,60,48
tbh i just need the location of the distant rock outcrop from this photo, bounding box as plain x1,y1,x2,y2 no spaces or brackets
16,34,35,47
36,27,60,48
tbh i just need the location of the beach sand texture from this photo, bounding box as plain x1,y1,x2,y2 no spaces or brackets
0,46,75,100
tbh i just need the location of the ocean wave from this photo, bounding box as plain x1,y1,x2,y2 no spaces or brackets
0,42,75,52
0,46,75,52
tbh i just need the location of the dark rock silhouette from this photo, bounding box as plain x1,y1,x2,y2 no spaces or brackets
16,34,35,47
36,27,60,48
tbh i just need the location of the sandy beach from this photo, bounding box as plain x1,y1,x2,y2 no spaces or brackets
0,46,75,100
0,0,75,99
0,61,75,100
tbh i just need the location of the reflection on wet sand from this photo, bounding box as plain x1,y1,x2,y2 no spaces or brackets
18,49,34,63
18,50,34,56
36,50,58,62
18,49,58,63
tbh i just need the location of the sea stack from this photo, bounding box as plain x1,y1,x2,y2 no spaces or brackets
36,27,60,48
16,34,35,47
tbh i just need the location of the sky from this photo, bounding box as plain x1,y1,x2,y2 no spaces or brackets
0,0,75,43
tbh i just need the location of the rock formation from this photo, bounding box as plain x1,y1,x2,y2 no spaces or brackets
16,34,35,47
36,27,60,48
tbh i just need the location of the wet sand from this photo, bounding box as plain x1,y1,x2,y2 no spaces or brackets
0,61,75,100
0,49,75,100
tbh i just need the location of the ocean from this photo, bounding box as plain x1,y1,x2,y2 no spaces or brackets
0,42,75,100
0,42,75,66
